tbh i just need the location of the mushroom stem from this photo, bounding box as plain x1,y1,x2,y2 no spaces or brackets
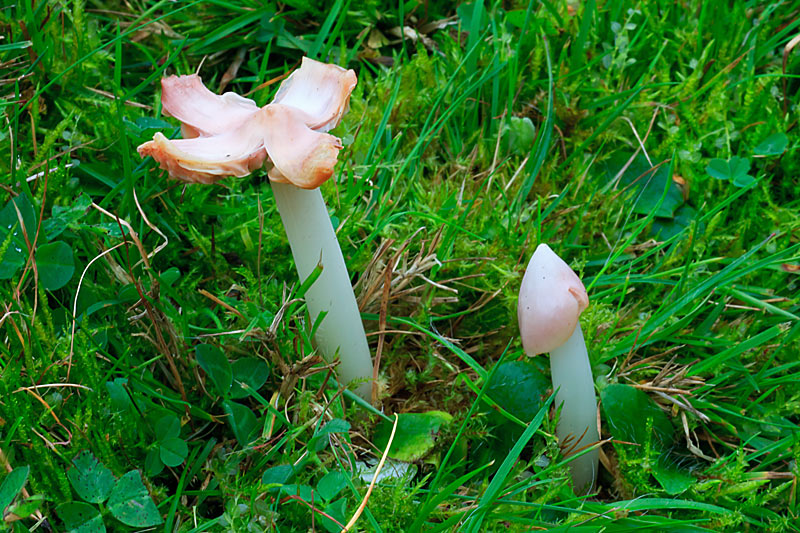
271,181,373,400
549,323,599,493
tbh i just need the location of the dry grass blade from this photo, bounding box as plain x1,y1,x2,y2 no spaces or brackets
623,352,709,423
13,383,92,393
218,47,247,93
87,200,185,406
121,18,184,42
68,242,126,378
243,64,296,97
341,413,399,532
372,248,394,404
782,33,800,115
85,87,152,110
357,227,459,315
199,288,246,320
278,354,331,399
681,411,714,461
132,189,169,268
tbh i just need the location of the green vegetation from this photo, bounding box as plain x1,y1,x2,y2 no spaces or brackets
2,0,799,530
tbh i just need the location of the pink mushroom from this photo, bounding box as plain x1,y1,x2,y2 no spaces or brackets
137,58,373,400
518,243,599,492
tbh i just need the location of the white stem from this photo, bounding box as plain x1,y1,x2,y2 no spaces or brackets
549,323,599,493
271,182,373,400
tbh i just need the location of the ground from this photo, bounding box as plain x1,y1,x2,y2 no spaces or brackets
1,1,799,531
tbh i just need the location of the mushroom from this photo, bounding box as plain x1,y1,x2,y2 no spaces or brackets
517,243,599,492
137,57,373,400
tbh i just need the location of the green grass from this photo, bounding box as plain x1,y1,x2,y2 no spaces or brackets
2,0,800,531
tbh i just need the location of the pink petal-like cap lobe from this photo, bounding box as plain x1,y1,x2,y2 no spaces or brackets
518,244,589,356
160,74,259,137
272,57,357,133
263,104,343,189
136,106,274,184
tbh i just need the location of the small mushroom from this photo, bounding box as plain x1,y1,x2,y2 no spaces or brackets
137,57,373,400
518,243,599,493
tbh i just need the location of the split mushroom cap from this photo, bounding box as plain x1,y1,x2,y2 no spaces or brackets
137,57,358,188
518,244,589,355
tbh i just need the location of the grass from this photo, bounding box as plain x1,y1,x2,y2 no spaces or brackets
1,0,800,531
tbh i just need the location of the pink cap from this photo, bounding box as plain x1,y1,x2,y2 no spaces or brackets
137,57,357,188
518,244,589,355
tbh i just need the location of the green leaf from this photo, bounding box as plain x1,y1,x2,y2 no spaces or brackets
154,414,181,441
653,455,695,495
651,206,698,240
0,466,29,512
605,153,683,218
145,449,164,477
36,241,75,290
57,502,106,533
463,393,555,532
0,229,27,279
0,41,32,52
505,9,529,29
195,344,232,395
255,11,285,43
484,360,549,424
470,361,550,476
262,465,294,487
316,470,347,502
321,497,347,533
753,132,788,156
732,172,756,188
600,384,694,493
159,267,181,287
105,378,133,413
222,400,259,446
308,419,351,452
706,156,752,186
732,157,752,177
134,116,174,131
230,358,269,399
706,158,730,180
67,451,116,504
374,411,453,462
502,116,536,155
280,484,314,502
315,419,350,437
43,193,91,240
0,195,37,280
7,494,43,519
456,2,489,33
600,384,674,448
159,437,188,468
107,471,163,527
0,195,36,239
